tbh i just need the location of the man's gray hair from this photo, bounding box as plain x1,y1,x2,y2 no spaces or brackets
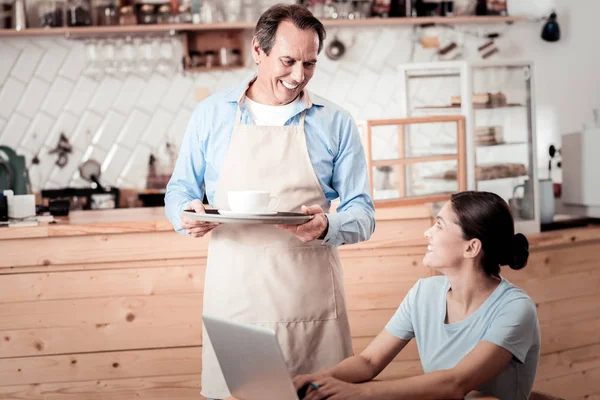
254,4,326,55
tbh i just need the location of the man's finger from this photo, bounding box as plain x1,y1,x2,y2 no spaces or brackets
302,204,323,215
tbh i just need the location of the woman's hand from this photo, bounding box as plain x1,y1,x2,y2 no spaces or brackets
296,376,369,400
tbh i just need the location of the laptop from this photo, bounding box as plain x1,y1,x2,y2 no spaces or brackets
202,315,312,400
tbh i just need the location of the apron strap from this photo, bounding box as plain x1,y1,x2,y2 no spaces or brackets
298,110,307,129
235,104,243,126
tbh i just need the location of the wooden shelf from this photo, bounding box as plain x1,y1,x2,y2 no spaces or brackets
411,141,527,151
415,103,525,110
0,16,527,37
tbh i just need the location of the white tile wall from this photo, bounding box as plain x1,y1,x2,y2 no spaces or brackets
137,76,170,113
46,112,79,148
16,77,51,118
35,42,69,82
88,77,123,115
141,108,173,149
121,144,153,188
21,113,55,155
10,44,44,83
0,24,541,192
92,111,126,152
58,41,86,81
48,147,84,187
0,78,26,120
168,108,194,149
117,109,151,150
161,76,194,113
72,111,103,151
113,77,145,113
1,113,30,149
0,43,20,83
41,76,75,117
64,76,98,115
101,144,131,186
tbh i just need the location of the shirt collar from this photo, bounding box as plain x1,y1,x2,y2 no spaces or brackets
226,74,324,108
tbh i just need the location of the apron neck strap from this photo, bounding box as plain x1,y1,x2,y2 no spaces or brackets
298,109,307,129
235,104,243,125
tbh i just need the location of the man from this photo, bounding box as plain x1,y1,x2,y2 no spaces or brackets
165,4,375,399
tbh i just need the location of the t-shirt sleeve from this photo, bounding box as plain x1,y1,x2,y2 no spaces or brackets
482,296,538,363
385,279,422,340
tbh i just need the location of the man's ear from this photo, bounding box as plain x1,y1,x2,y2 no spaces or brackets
251,37,262,65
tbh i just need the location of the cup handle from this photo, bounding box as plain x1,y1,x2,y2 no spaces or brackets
267,196,279,212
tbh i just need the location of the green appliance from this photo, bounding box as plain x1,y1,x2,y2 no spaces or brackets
0,146,30,195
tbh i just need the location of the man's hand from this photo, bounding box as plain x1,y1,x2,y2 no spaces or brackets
276,205,328,243
180,199,220,238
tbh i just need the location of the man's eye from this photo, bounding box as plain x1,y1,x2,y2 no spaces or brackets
283,60,294,66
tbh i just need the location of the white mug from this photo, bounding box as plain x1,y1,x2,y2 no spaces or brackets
228,190,279,213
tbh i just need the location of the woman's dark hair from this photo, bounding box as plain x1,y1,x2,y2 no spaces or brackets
450,191,529,277
254,4,326,55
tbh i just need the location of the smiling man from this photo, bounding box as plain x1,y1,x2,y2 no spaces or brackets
165,4,375,399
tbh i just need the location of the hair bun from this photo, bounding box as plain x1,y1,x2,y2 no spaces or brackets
509,233,529,270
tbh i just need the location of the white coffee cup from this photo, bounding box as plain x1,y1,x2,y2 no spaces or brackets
228,190,279,213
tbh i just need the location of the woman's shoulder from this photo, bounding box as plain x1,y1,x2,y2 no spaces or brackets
493,278,538,319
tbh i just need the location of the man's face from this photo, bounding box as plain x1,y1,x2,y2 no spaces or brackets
252,20,319,105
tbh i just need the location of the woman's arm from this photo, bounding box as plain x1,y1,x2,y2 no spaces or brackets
294,329,409,388
304,341,513,400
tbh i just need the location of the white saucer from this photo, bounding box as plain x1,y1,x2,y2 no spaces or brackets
219,210,278,217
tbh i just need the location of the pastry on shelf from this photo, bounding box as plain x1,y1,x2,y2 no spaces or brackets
450,92,507,107
434,162,527,181
475,125,504,146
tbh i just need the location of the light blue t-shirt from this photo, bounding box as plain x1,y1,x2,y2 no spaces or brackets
385,276,540,400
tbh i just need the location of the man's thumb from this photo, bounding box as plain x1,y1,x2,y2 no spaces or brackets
188,199,205,213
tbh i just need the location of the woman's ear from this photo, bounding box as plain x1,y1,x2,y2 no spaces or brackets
464,238,482,259
251,37,261,65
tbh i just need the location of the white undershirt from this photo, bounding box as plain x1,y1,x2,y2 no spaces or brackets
245,96,301,126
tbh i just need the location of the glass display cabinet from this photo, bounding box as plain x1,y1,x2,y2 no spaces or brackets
398,60,540,233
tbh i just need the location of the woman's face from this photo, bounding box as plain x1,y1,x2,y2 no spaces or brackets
423,202,470,270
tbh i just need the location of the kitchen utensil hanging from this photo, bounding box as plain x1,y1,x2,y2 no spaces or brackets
79,159,105,190
325,35,346,61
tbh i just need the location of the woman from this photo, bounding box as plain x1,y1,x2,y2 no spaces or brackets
294,191,540,400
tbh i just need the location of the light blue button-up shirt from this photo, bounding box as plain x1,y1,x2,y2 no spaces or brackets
164,77,375,247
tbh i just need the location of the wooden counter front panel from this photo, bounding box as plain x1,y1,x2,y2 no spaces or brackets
1,218,600,399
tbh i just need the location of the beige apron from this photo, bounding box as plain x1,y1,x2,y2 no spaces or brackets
201,89,353,399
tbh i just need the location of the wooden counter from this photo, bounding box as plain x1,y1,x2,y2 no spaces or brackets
0,206,598,399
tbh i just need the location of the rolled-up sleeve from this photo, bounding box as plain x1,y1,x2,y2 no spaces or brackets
164,107,207,234
322,113,375,247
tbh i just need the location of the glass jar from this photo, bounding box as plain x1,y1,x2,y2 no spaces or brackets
189,50,204,68
38,0,64,27
156,3,171,23
66,0,91,26
175,3,191,22
204,50,216,68
137,4,156,24
95,0,118,25
119,5,136,25
0,0,12,29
